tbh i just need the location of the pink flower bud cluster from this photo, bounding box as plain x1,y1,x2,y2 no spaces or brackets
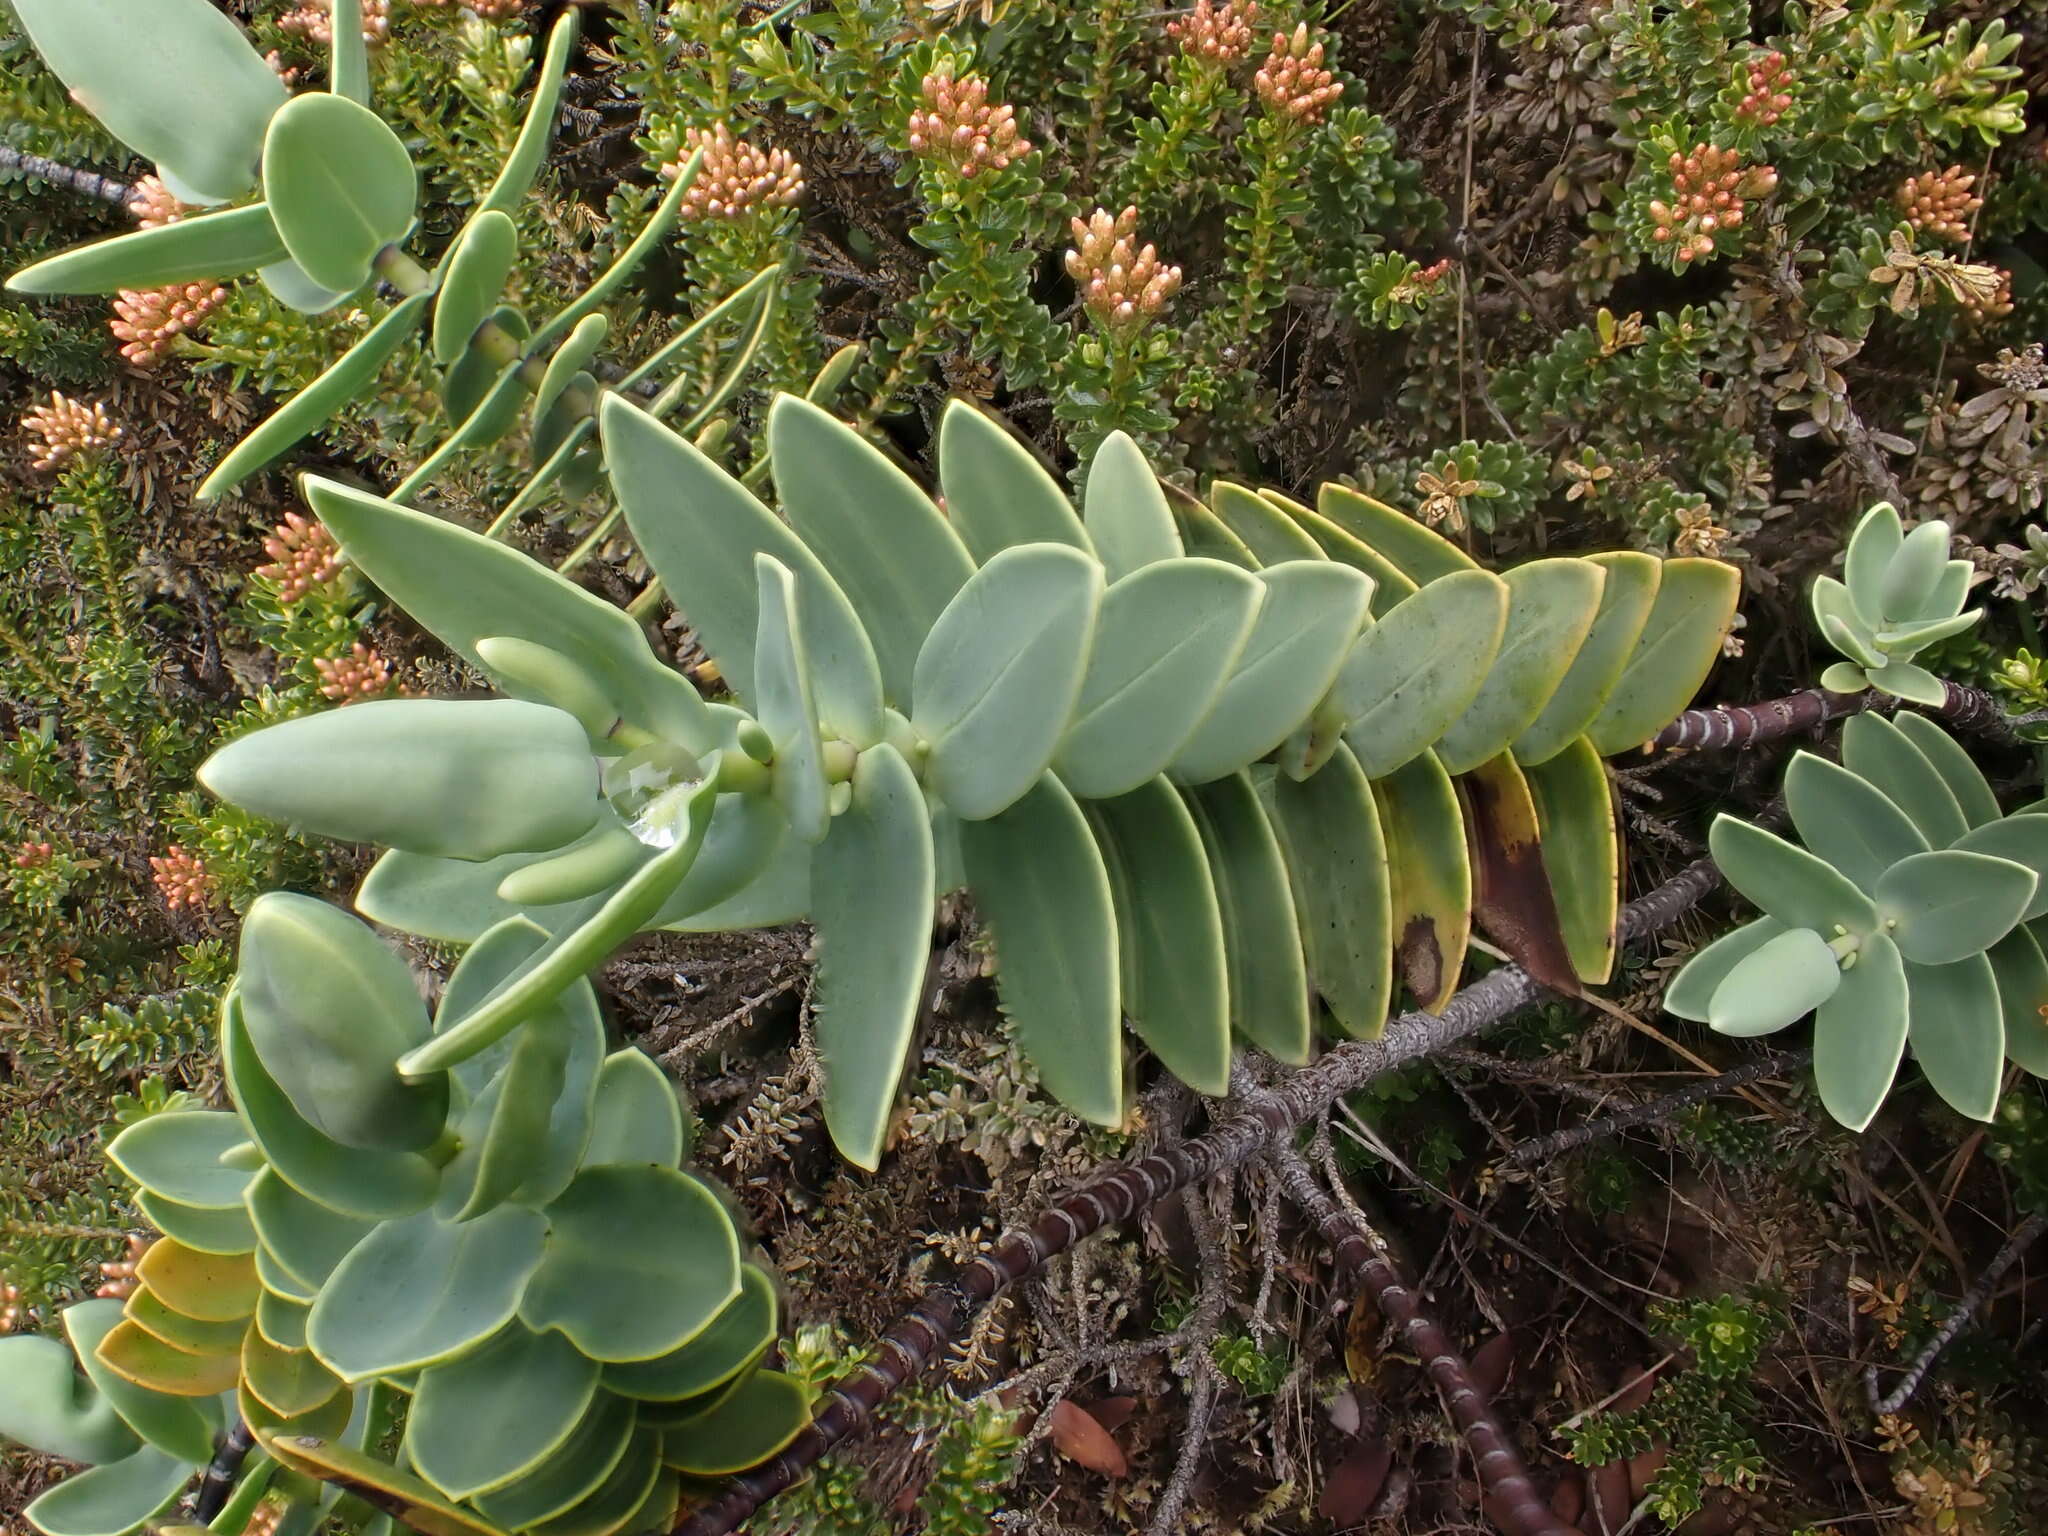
315,642,404,704
908,69,1032,177
0,1279,19,1333
1254,25,1342,123
1167,1,1260,65
14,841,54,869
127,174,186,230
1736,51,1792,125
1064,206,1183,331
22,391,122,472
110,282,227,368
415,0,523,17
150,845,217,912
96,1236,149,1300
1648,145,1777,264
280,0,390,48
662,124,805,221
1897,166,1982,245
256,512,347,603
1961,266,2015,322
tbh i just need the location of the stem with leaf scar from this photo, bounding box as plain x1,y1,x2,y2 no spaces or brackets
670,858,1723,1536
1647,679,2021,752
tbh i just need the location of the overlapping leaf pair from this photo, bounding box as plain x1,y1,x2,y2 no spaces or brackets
1666,711,2048,1129
0,897,806,1536
1812,503,1981,703
198,394,1738,1170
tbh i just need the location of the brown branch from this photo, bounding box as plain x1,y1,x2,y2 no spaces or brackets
1649,681,2021,753
1267,1144,1577,1536
670,859,1721,1536
1500,1047,1811,1169
1865,1208,2048,1415
0,144,134,207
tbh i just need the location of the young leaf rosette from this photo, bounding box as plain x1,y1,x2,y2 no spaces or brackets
1812,503,1981,704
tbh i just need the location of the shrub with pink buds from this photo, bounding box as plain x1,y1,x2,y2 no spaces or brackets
280,0,389,47
110,282,227,368
95,1235,148,1300
149,845,217,912
1897,166,1982,245
255,512,346,602
1737,51,1793,126
314,642,404,704
1167,1,1260,66
1065,207,1184,332
663,124,805,221
21,391,121,472
1647,145,1777,265
908,68,1033,177
126,174,186,230
1254,25,1342,124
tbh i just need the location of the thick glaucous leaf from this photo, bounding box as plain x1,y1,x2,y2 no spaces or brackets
201,699,599,862
1879,519,1951,623
1875,611,1982,656
258,254,351,315
433,211,519,363
1314,484,1478,587
1905,953,2005,1121
492,825,651,910
601,1266,777,1403
1889,714,2001,828
1811,576,1861,649
1783,751,1930,893
197,291,434,499
0,1334,141,1466
1821,661,1871,694
8,205,286,296
407,1326,601,1501
937,400,1091,561
21,1443,194,1536
768,393,975,706
122,1286,248,1358
1584,558,1740,754
599,396,883,745
478,11,581,218
1435,559,1604,775
529,1425,659,1536
1170,562,1373,784
1839,713,1970,847
1082,431,1181,581
131,1190,252,1259
656,1369,811,1477
303,475,714,749
1953,817,2048,922
1373,750,1471,1014
1460,751,1582,998
67,1302,216,1458
961,774,1127,1120
91,1323,238,1399
579,1051,688,1170
1707,927,1842,1036
1512,552,1659,766
255,1290,310,1352
443,304,527,432
810,743,933,1170
1257,745,1393,1039
266,1435,516,1536
105,1112,251,1212
1053,559,1262,799
254,1246,315,1305
1708,815,1878,934
1174,496,1258,569
1819,611,1885,670
1824,937,1914,1128
261,94,417,294
1209,481,1326,565
310,1206,548,1382
914,544,1103,820
1081,780,1231,1095
1663,916,1787,1022
438,1002,594,1224
1182,773,1312,1063
522,1167,741,1363
1842,503,1903,621
7,0,284,204
1333,568,1506,780
243,1174,372,1296
747,556,829,842
236,894,446,1152
1870,660,1948,707
1524,736,1624,986
1875,850,2035,964
1988,927,2048,1076
241,1330,344,1420
532,314,608,431
1280,500,1418,618
472,1393,635,1529
131,1244,257,1327
328,0,370,105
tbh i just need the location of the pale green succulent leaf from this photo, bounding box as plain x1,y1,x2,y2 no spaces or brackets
1314,484,1478,586
1813,930,1908,1131
1869,658,1948,706
8,204,286,296
1889,713,2000,828
1820,661,1871,693
602,1266,777,1404
261,93,417,294
915,544,1103,820
579,1050,688,1171
1952,817,2048,922
1182,773,1312,1064
1873,610,1982,656
1334,567,1506,779
1926,558,1975,620
1879,519,1951,625
0,1334,141,1468
123,1287,250,1357
656,1369,810,1477
407,1326,600,1502
1209,481,1324,565
1988,927,2048,1076
106,1112,253,1213
1842,502,1903,625
1708,815,1878,933
1512,551,1659,766
471,1393,635,1529
1841,713,1970,846
267,1434,517,1536
1525,735,1623,985
960,773,1125,1120
255,1289,309,1353
244,1169,375,1293
6,0,283,204
132,1192,255,1257
1282,500,1418,618
1904,953,2005,1121
22,1443,194,1536
1810,576,1859,642
526,1427,660,1536
1585,558,1740,754
1707,926,1842,1036
1783,751,1930,892
1374,749,1471,1013
752,556,831,843
258,254,353,314
1876,849,2035,964
1082,431,1182,580
240,1329,343,1420
1170,561,1372,784
810,743,933,1169
433,211,519,364
1435,558,1605,774
1052,558,1262,800
67,1300,217,1463
937,400,1091,560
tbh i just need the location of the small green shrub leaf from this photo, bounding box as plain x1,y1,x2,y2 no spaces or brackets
478,11,580,218
1813,931,1908,1131
261,93,418,294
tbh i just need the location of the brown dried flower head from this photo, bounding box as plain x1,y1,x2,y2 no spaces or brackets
96,1235,149,1299
257,512,347,602
1167,1,1259,65
111,282,227,368
22,391,122,472
908,68,1032,176
663,123,805,221
1255,24,1342,123
1673,503,1731,557
1415,461,1482,532
314,642,404,704
150,845,217,912
1736,51,1792,125
1648,144,1777,264
1897,166,1982,245
127,174,186,230
280,0,389,47
1064,206,1184,331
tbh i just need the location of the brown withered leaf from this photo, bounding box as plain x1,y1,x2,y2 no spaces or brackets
1342,1286,1385,1386
1468,1330,1515,1400
1317,1438,1393,1523
1047,1399,1128,1478
1460,751,1582,997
